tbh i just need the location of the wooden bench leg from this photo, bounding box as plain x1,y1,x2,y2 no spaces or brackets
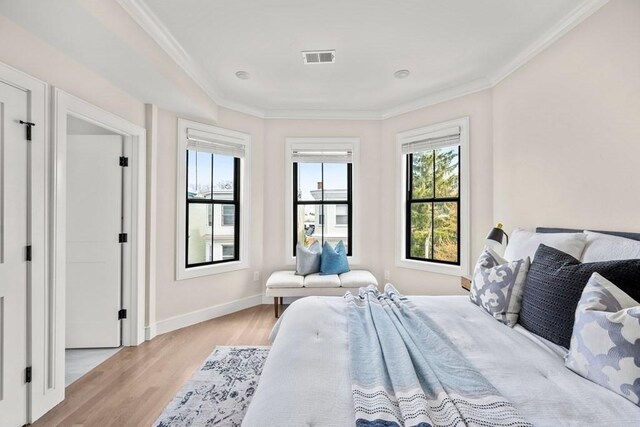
274,297,279,318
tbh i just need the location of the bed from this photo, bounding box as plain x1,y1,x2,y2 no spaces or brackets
243,229,640,426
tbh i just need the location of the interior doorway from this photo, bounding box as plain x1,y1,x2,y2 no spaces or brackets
64,116,125,385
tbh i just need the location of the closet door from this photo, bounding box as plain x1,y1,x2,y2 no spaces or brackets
0,80,29,426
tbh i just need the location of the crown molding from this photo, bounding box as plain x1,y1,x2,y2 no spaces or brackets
489,0,609,86
118,0,609,121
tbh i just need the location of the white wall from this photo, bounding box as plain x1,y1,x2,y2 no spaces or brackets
493,0,640,234
154,107,265,322
0,13,146,127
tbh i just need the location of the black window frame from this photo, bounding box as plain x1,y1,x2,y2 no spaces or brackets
185,152,241,268
293,162,352,257
405,146,461,265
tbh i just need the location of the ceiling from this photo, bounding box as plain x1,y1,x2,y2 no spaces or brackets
0,0,607,119
137,0,592,117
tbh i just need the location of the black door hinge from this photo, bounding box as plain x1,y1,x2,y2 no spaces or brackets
119,156,129,167
118,233,128,243
19,120,35,141
25,366,32,383
26,245,32,261
118,309,127,320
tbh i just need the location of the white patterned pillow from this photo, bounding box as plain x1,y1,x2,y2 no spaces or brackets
565,273,640,406
470,247,530,327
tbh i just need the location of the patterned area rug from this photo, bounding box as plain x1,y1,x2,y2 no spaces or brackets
154,346,270,427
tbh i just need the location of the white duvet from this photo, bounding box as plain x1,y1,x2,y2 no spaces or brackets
243,295,639,426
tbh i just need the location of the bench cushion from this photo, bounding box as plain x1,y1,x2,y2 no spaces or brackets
339,270,378,288
304,273,341,288
266,271,304,288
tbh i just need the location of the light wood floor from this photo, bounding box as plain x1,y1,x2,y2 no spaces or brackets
33,304,277,427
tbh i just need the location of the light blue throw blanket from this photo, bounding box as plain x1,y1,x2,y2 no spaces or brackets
345,285,531,427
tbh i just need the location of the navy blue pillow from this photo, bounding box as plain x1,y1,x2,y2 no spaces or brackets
519,244,640,348
320,241,350,275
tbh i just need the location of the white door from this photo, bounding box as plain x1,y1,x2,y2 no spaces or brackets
0,81,29,426
66,135,123,348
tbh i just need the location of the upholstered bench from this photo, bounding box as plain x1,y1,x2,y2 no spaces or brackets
266,270,378,317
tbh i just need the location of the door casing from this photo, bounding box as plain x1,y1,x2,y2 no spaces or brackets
49,88,146,416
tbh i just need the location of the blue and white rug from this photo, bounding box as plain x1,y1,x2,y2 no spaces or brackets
154,346,270,427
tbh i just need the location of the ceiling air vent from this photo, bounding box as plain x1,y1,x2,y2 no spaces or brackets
302,50,335,64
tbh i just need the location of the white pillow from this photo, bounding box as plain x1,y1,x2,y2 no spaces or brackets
503,228,587,262
581,230,640,263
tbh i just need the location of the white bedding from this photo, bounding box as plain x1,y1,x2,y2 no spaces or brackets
243,295,640,426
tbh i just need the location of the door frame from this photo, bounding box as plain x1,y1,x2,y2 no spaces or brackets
0,61,48,422
50,88,146,401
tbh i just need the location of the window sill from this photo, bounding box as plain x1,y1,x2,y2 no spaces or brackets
395,258,463,277
176,260,248,280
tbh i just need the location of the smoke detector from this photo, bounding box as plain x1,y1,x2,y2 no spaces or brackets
302,50,335,64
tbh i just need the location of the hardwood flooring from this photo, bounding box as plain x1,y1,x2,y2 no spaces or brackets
33,304,277,427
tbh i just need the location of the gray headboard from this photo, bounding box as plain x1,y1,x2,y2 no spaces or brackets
536,227,640,242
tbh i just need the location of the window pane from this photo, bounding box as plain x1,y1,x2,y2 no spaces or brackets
435,147,459,198
409,202,433,259
296,204,322,249
322,163,348,202
221,205,235,226
297,163,322,201
187,150,212,199
324,204,349,253
433,202,458,262
411,151,434,199
212,154,235,201
187,203,212,264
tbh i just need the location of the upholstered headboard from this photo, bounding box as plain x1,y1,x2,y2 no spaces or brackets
536,227,640,242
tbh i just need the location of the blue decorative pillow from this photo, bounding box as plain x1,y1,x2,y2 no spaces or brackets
470,247,530,327
565,273,640,406
295,241,321,276
320,241,350,275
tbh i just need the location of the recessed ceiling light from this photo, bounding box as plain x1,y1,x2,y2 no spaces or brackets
235,71,251,80
394,69,410,79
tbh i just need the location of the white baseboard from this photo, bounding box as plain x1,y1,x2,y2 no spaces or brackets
145,324,157,341
153,294,264,337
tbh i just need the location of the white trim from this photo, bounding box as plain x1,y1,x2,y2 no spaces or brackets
117,0,608,120
489,0,609,86
395,117,470,277
284,137,360,265
144,104,158,341
51,89,147,358
154,294,263,335
145,323,157,341
175,119,252,280
0,61,50,423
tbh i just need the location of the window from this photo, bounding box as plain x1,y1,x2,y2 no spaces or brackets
335,205,348,226
286,138,359,262
396,118,469,275
293,162,352,256
186,151,240,267
406,146,460,264
176,119,251,280
222,205,235,226
221,244,234,260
